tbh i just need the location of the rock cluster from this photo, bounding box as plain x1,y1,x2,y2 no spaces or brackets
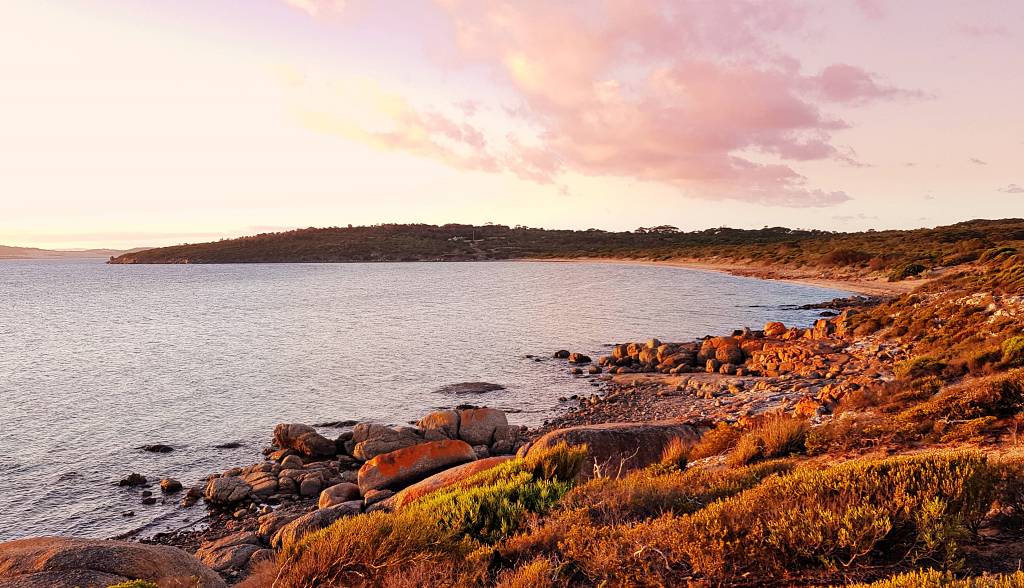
172,405,529,577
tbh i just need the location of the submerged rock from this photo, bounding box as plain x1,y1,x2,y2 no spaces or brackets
434,382,506,395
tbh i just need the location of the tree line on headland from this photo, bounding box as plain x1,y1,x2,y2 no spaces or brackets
109,218,1024,283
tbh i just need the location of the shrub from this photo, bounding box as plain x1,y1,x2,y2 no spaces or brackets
890,262,928,281
107,582,159,588
899,370,1024,428
805,412,895,455
821,248,873,266
273,443,586,587
494,557,557,588
1002,336,1024,367
559,460,793,527
850,569,1024,587
560,451,997,585
727,414,809,466
895,356,947,380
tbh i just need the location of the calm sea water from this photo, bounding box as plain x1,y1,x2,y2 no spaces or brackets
0,260,848,541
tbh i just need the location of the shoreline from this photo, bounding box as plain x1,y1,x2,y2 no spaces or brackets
520,256,925,297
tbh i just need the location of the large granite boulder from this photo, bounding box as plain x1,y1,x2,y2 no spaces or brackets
318,482,361,509
271,501,362,550
457,408,507,446
273,423,335,458
357,439,476,493
417,410,460,439
764,321,787,338
194,532,263,573
527,421,700,480
0,537,225,588
204,476,251,505
351,423,423,461
391,455,513,509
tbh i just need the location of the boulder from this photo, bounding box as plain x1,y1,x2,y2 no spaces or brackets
764,321,787,338
194,532,262,573
257,512,299,542
159,478,183,494
457,408,508,446
117,473,147,487
527,421,700,480
318,482,361,508
243,472,278,497
272,501,362,550
553,350,570,359
391,456,513,509
357,439,476,493
204,476,251,505
280,454,304,470
417,410,460,439
363,488,394,506
273,424,335,458
715,344,743,365
0,537,225,588
567,353,592,364
351,423,423,461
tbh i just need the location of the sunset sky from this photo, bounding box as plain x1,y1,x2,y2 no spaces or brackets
2,0,1022,249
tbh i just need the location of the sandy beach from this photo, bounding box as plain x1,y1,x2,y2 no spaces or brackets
523,257,928,297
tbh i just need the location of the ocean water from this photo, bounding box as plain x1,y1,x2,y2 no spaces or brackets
0,259,848,541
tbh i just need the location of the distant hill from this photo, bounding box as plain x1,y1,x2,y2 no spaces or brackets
0,245,148,260
106,219,1024,283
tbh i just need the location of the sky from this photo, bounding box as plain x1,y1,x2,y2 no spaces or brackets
1,0,1022,249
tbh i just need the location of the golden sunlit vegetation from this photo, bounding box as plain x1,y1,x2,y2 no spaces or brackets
229,222,1024,587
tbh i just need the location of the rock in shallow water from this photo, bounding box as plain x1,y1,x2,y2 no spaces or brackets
434,382,505,394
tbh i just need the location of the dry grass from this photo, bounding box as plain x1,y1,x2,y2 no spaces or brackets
727,413,809,466
687,422,743,460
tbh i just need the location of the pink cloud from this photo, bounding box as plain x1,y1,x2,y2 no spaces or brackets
293,0,923,207
812,64,920,104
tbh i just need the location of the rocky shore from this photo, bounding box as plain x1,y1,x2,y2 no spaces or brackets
0,295,912,587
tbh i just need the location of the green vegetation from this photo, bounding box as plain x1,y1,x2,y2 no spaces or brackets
109,218,1024,274
850,570,1024,587
106,582,159,588
274,443,585,587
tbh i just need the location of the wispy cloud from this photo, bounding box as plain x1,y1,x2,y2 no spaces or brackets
970,157,988,165
999,184,1024,194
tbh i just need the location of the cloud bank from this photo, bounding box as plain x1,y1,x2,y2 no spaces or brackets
287,0,923,207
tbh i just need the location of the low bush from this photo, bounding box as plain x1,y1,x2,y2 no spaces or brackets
1001,336,1024,367
727,414,809,466
273,443,586,587
899,370,1024,429
560,451,997,585
558,460,792,527
890,262,928,281
850,569,1024,587
895,356,948,380
805,412,896,455
494,557,557,588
